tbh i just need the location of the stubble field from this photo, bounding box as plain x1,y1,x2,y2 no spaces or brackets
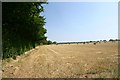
2,41,119,78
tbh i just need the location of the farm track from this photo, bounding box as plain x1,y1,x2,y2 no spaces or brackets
2,42,119,78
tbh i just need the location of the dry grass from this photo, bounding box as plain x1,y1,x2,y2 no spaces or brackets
2,42,119,78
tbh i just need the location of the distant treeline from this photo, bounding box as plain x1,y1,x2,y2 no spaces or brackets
57,39,120,44
2,2,48,59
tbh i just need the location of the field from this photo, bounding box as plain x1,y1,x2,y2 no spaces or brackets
2,42,119,78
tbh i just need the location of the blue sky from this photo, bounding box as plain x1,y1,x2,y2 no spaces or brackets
42,2,118,42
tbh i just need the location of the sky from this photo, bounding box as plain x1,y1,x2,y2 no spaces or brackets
42,2,118,42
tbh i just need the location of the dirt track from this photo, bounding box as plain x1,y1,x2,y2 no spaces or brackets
2,42,119,78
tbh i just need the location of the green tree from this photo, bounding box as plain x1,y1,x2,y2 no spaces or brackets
2,2,47,59
53,41,57,44
47,40,52,45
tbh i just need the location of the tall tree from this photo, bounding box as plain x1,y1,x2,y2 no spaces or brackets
2,2,47,59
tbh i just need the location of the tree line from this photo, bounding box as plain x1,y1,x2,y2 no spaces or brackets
2,2,49,59
57,39,119,45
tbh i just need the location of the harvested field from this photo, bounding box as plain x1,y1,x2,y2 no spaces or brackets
2,42,119,78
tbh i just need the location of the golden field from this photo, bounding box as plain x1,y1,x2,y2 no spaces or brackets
2,41,119,78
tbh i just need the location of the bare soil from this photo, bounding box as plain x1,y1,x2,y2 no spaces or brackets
2,42,119,78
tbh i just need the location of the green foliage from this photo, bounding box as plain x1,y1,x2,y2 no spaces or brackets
109,39,114,42
2,2,47,59
47,40,52,45
53,41,57,44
